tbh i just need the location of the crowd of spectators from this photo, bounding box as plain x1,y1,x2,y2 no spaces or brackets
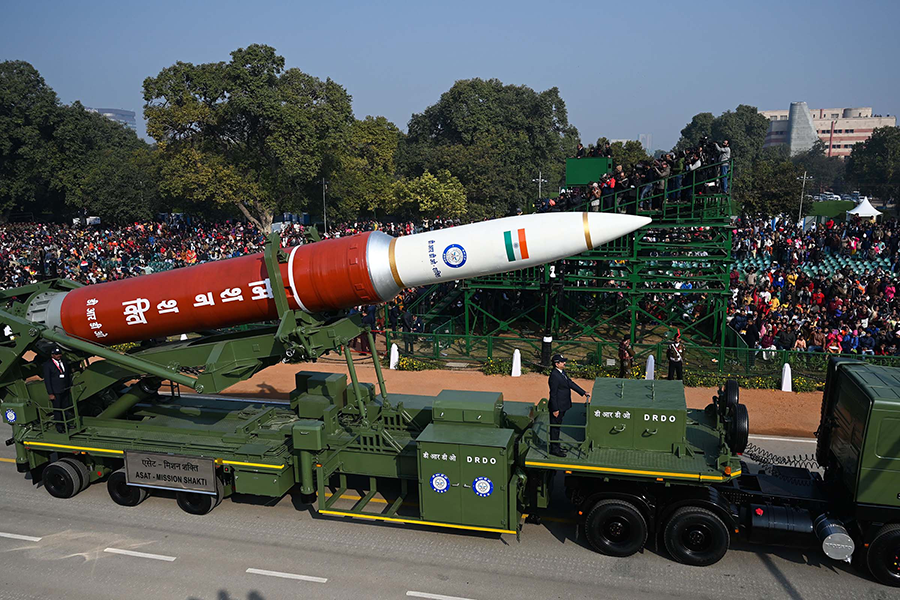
728,215,900,358
5,196,900,361
544,137,730,214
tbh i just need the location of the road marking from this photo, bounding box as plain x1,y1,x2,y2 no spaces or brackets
0,531,42,542
246,568,327,583
407,592,476,600
104,548,176,562
0,457,16,463
749,435,817,444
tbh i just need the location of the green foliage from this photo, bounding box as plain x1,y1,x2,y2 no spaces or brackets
390,170,467,219
0,60,156,221
595,137,649,171
741,150,804,216
792,140,847,194
143,44,354,232
329,116,402,221
400,78,578,218
397,356,441,371
683,371,824,393
674,105,769,205
847,126,900,201
481,358,511,375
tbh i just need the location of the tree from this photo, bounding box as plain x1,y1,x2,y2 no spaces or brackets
741,149,803,216
674,112,714,151
674,105,770,201
399,78,578,219
792,140,846,193
143,44,354,232
847,127,900,201
389,170,467,219
329,116,401,221
594,137,649,170
0,60,156,222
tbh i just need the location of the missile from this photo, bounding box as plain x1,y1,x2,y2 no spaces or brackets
25,212,650,345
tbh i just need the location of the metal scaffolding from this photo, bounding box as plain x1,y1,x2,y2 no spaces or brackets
412,160,734,360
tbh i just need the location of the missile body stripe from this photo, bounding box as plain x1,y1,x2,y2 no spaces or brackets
388,238,406,288
287,246,310,313
582,212,593,251
517,228,529,259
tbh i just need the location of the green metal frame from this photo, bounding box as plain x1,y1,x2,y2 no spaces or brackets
397,160,735,357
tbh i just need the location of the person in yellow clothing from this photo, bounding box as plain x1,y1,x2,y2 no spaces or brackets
786,271,798,287
769,296,780,312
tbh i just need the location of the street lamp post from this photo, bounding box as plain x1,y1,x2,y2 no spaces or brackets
797,171,813,229
532,170,548,200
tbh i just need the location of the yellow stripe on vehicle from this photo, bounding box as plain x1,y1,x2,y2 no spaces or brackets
219,459,284,470
23,441,124,455
525,460,740,482
319,510,516,535
0,457,16,463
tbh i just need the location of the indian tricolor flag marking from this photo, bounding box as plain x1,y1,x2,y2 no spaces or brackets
504,228,529,262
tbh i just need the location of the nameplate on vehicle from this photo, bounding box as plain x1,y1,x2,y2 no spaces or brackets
124,451,217,494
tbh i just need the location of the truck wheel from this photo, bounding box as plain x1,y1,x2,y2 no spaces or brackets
42,461,82,499
663,507,729,566
584,499,648,557
866,524,900,587
107,470,148,507
176,478,224,515
729,404,750,454
59,457,91,493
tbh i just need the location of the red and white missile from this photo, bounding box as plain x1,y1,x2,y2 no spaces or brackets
26,212,650,345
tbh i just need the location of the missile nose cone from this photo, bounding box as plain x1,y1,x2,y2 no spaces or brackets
585,213,651,248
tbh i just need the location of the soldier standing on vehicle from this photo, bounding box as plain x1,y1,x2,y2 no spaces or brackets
667,332,685,381
42,347,72,433
548,354,589,457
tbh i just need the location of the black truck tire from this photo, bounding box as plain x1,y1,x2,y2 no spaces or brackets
663,506,730,566
723,380,739,415
584,499,648,557
175,478,224,515
729,404,750,454
59,457,91,493
42,460,82,499
107,470,149,507
866,524,900,587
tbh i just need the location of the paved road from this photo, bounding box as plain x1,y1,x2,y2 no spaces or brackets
0,436,889,600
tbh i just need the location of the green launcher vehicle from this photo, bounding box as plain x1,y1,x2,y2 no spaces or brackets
2,234,900,587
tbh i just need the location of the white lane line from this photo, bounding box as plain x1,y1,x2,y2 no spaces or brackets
104,547,177,562
246,568,327,584
0,531,42,542
749,434,817,444
407,592,476,600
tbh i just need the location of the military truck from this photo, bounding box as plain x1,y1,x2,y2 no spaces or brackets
1,237,899,586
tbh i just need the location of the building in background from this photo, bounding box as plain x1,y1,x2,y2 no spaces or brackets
760,103,895,157
638,133,652,154
86,107,137,131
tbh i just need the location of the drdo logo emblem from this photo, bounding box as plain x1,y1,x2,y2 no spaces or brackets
430,473,450,493
4,409,16,424
473,476,493,497
442,244,467,269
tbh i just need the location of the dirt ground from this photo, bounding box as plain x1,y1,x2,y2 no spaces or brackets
219,354,823,439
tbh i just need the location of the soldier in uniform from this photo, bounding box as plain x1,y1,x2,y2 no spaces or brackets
618,337,634,378
547,354,590,457
42,347,72,433
667,332,685,381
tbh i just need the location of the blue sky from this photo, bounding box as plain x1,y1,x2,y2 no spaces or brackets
2,0,897,150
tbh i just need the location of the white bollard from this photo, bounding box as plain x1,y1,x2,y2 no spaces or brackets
389,343,400,370
511,349,522,377
781,362,792,392
645,355,655,380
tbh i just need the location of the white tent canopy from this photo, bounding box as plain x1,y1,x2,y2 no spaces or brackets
847,198,882,218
